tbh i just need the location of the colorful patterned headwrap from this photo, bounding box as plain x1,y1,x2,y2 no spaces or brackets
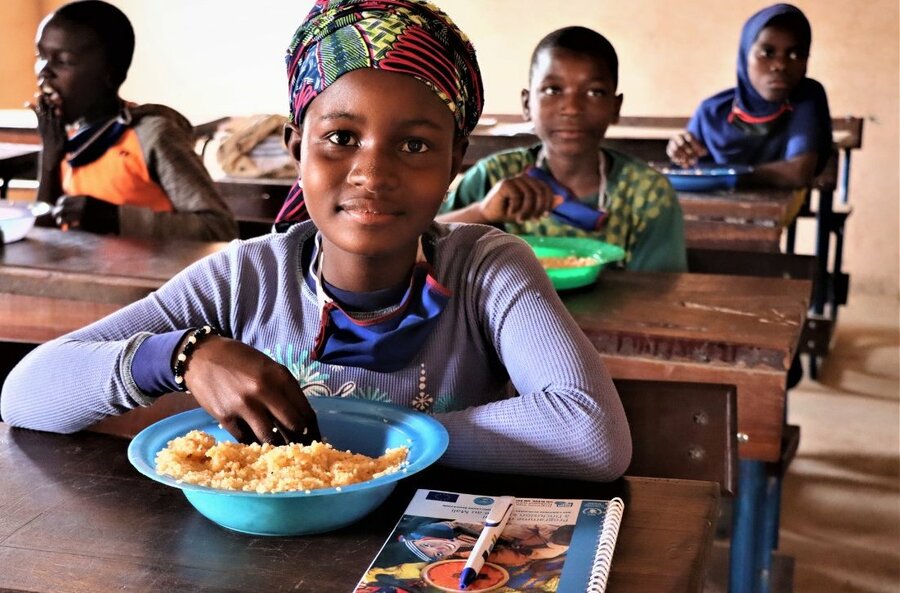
285,0,483,135
276,0,484,225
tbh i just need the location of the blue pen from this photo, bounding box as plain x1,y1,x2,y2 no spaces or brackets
458,496,515,590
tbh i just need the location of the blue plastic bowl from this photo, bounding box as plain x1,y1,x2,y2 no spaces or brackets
128,397,448,536
658,164,753,192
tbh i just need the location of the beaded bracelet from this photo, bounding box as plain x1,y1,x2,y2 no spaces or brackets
173,325,219,392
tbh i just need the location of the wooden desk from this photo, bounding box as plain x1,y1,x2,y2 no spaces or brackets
0,261,808,464
563,270,810,462
214,176,291,238
0,227,227,304
678,188,802,252
0,424,718,593
0,225,808,462
472,115,859,326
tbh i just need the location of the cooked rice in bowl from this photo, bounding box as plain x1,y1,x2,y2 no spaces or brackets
538,255,598,269
156,430,409,494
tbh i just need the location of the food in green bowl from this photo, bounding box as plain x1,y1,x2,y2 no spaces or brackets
520,235,625,291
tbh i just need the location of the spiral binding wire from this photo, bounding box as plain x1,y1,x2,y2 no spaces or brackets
586,497,625,592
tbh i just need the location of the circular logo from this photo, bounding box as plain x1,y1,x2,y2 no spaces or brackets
472,497,495,506
422,559,509,592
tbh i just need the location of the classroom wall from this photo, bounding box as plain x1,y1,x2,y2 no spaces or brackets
0,0,44,109
5,0,899,296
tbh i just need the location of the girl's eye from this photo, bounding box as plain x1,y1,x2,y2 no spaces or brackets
401,139,429,153
326,131,357,146
587,89,607,98
541,86,561,96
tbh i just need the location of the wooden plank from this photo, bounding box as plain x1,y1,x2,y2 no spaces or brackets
678,189,799,223
215,176,290,223
562,270,809,462
0,293,120,343
0,227,226,301
564,271,810,367
683,219,783,252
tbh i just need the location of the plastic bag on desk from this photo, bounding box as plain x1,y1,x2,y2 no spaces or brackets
216,114,295,179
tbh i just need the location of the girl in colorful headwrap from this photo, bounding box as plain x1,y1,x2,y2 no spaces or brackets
667,3,832,189
3,0,632,485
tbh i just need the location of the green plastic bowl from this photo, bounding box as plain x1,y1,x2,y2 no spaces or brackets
520,235,625,291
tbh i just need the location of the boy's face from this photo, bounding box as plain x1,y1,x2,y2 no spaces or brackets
747,26,808,102
35,16,115,124
522,48,622,158
288,69,466,263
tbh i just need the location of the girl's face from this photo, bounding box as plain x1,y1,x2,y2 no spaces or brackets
522,47,623,158
411,536,462,560
290,69,466,270
747,26,808,102
35,16,115,123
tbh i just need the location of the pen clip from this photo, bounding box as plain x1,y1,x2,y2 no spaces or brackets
484,496,515,526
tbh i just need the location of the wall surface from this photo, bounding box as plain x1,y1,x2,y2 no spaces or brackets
4,0,898,295
1,0,44,109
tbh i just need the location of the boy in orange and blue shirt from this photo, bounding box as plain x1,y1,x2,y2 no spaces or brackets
33,0,236,240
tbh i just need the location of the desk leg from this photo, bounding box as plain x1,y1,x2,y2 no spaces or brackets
755,468,786,593
730,460,767,593
813,188,833,317
840,151,852,206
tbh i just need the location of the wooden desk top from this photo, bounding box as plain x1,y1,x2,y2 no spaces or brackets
677,187,800,224
0,424,718,593
565,270,809,461
564,270,809,372
0,227,227,303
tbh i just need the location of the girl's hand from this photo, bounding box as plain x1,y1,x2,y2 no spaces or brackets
182,335,321,446
479,175,557,224
666,131,708,168
29,91,66,165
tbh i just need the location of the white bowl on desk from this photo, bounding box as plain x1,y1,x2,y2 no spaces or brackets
0,200,50,243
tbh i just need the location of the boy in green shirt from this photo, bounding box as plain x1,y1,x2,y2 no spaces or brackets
438,26,686,272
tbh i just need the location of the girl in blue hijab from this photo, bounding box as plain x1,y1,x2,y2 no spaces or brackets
667,4,832,188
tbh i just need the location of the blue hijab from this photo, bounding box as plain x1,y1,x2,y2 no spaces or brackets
687,4,832,172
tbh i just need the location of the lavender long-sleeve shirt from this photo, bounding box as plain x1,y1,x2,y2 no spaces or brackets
1,222,631,481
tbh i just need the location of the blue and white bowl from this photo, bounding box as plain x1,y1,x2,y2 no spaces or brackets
658,164,753,192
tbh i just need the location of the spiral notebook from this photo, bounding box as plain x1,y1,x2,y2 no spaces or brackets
354,489,624,593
